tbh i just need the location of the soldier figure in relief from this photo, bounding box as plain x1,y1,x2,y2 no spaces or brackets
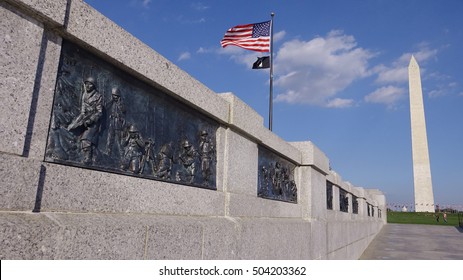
199,130,214,185
106,87,125,158
155,143,174,180
121,125,145,173
67,76,103,164
177,139,197,183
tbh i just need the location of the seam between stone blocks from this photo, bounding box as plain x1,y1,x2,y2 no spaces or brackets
143,225,149,260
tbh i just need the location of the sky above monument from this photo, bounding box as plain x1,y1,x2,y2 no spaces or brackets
84,0,463,209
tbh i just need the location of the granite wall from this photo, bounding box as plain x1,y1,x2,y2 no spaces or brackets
0,0,386,259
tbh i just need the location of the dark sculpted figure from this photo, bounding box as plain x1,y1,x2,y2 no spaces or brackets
177,139,197,183
199,130,214,185
155,143,174,180
68,76,103,164
106,87,125,158
121,125,145,173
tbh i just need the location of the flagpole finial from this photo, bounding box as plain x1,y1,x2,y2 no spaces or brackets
271,12,275,17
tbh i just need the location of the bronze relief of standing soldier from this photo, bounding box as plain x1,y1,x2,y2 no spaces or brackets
67,76,103,165
198,130,214,186
155,143,174,180
106,87,126,158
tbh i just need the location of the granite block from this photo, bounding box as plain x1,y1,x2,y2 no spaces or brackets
40,162,226,216
145,217,203,259
347,238,370,260
1,3,43,156
0,154,42,211
214,126,227,192
220,92,301,166
341,181,354,193
201,217,239,259
26,30,62,160
327,246,348,260
351,186,363,199
256,126,302,164
65,0,229,124
297,166,312,218
0,212,60,259
219,93,263,137
290,141,330,174
309,220,327,260
326,221,347,253
50,213,147,259
357,197,367,217
332,185,340,211
5,0,68,26
223,129,258,195
237,218,311,259
227,192,302,218
366,189,387,209
327,170,343,186
309,168,328,219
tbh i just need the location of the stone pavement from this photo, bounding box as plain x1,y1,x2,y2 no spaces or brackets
360,223,463,260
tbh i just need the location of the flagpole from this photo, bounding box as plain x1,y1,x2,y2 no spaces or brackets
269,12,274,131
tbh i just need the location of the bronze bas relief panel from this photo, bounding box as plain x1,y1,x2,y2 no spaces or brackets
258,146,297,203
45,40,218,190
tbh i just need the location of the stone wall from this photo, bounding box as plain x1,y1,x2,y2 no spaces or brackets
0,0,386,260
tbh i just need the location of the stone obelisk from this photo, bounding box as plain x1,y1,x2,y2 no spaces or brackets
408,55,435,212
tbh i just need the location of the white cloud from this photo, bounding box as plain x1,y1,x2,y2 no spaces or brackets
142,0,151,8
374,46,438,85
273,30,374,106
365,44,440,106
191,2,209,11
364,86,406,105
273,30,286,42
413,44,439,62
215,31,445,108
375,65,408,84
325,98,355,108
428,89,446,98
217,46,262,67
428,81,457,98
197,47,209,54
178,51,191,61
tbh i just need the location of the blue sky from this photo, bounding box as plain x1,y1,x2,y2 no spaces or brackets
84,0,463,209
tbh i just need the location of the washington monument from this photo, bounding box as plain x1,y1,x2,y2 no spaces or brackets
408,55,435,212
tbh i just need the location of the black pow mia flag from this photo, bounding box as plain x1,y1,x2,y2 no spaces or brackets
252,56,270,69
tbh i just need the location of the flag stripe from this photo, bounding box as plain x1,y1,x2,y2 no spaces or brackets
221,40,270,47
220,21,270,52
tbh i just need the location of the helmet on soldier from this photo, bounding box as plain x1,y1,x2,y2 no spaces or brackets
111,87,121,96
128,125,138,133
183,140,191,148
84,76,96,85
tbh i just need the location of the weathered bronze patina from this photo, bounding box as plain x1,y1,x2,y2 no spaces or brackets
258,146,297,203
45,40,218,190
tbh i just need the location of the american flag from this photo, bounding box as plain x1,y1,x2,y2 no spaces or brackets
220,21,271,52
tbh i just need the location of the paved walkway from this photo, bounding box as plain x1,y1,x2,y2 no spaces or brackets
360,223,463,260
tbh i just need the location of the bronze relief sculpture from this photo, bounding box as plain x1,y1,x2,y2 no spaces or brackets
46,41,218,190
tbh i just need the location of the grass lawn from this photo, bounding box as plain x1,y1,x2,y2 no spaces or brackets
387,211,461,226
